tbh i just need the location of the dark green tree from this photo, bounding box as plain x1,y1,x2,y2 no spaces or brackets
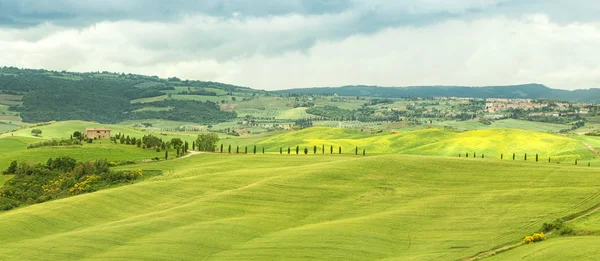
120,135,125,144
73,131,82,140
3,161,18,174
288,147,291,154
245,146,248,154
236,145,239,154
196,133,219,152
363,149,365,156
31,129,42,136
536,154,539,162
253,145,257,154
322,145,325,154
171,138,183,148
228,144,231,153
314,145,317,154
355,146,358,155
280,148,283,154
304,147,308,154
525,153,527,161
330,145,333,154
513,153,515,160
165,150,168,160
339,146,341,154
220,144,224,153
192,141,196,150
296,146,299,154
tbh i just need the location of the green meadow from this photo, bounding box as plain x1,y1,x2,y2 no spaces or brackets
2,121,600,260
0,154,600,260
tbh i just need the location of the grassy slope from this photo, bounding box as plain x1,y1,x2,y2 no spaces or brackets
433,119,570,132
256,127,594,160
488,199,600,260
0,154,600,260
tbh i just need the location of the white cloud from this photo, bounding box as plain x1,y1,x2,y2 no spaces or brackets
0,10,599,90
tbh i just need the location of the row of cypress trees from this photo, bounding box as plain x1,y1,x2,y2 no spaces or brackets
206,144,366,156
459,152,587,165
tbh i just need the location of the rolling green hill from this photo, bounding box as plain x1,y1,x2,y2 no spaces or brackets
257,127,594,161
0,154,599,260
1,121,597,170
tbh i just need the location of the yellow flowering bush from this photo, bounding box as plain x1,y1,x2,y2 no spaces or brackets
69,174,100,195
524,232,545,244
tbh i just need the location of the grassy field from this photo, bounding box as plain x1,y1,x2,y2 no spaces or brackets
0,154,599,260
255,127,595,162
0,143,169,170
432,119,570,132
2,122,598,169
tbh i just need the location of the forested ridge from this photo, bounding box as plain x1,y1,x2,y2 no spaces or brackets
275,84,600,103
0,67,244,123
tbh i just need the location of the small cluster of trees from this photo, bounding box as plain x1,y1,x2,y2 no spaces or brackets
27,138,81,149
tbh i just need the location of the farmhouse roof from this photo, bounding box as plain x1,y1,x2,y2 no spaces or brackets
84,128,111,131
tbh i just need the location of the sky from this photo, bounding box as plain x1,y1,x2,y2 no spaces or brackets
0,0,599,90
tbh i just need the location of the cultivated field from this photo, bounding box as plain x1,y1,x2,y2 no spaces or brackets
0,154,599,260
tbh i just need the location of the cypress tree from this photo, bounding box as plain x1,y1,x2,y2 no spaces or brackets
524,153,527,161
253,145,256,154
363,149,365,156
536,154,538,162
474,152,476,158
322,145,325,154
176,146,180,157
549,157,551,163
575,159,578,165
459,153,461,157
314,145,317,154
245,146,247,154
288,147,291,154
228,144,231,153
330,145,333,154
220,144,223,153
280,147,282,154
304,147,308,154
482,154,484,158
236,145,239,154
355,146,358,155
262,147,265,154
501,153,503,160
296,146,299,154
339,146,342,154
466,153,469,158
165,150,168,160
513,153,515,160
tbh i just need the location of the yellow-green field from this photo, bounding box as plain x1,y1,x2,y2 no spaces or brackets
0,154,600,260
2,121,599,170
257,127,595,162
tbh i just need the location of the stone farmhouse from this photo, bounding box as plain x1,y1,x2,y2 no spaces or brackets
83,128,111,139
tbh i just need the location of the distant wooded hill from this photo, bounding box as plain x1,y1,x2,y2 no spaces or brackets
274,84,600,103
0,67,246,123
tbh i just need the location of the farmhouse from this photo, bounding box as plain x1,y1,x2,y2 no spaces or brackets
83,128,111,139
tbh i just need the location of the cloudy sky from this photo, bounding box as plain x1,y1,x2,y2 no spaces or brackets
0,0,599,90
